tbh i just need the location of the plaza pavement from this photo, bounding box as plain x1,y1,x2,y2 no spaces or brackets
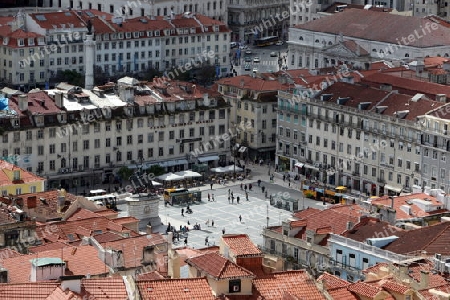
118,162,328,250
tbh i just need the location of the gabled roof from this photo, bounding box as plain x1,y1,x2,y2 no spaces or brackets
0,245,108,283
222,234,262,257
347,281,385,298
217,75,291,92
136,271,165,281
0,282,59,299
137,277,215,300
383,221,450,255
343,217,406,242
252,270,325,300
81,278,128,299
186,252,255,280
295,9,450,47
0,159,45,187
317,272,350,289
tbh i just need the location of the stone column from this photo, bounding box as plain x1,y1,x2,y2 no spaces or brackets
84,34,95,90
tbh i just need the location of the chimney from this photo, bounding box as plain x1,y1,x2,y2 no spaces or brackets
60,275,83,294
389,196,394,208
420,270,429,289
240,79,245,88
18,94,28,111
26,196,37,209
54,91,64,107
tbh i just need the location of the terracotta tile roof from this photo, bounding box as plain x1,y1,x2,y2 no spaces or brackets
217,75,291,92
289,220,307,228
0,282,59,299
0,245,108,283
317,272,350,289
253,271,325,300
304,205,361,235
343,217,406,242
186,252,255,279
45,286,79,300
361,72,450,98
292,208,321,219
380,280,411,294
371,193,448,221
326,286,359,300
362,262,389,275
0,159,45,187
347,281,383,298
296,9,450,47
81,278,128,299
65,208,100,221
28,241,69,254
222,234,262,257
100,234,167,269
316,226,332,235
0,248,21,260
342,40,369,56
112,216,140,225
136,270,165,281
29,11,85,30
320,82,444,121
137,277,215,300
383,221,450,255
92,231,125,243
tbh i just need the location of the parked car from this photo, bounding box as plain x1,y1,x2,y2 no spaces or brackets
252,67,258,73
253,57,260,63
276,41,284,46
240,45,248,50
270,52,277,57
230,42,238,48
244,56,252,62
245,49,252,55
244,64,251,71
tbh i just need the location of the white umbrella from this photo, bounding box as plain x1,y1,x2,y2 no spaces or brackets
175,170,202,178
210,167,226,173
225,165,243,172
157,172,184,181
151,180,162,186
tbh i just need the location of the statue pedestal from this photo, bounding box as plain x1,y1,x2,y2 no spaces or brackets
126,193,161,231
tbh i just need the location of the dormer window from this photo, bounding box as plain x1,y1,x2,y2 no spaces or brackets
133,31,139,38
3,37,9,45
38,37,45,45
17,39,24,46
190,27,196,34
214,25,219,32
13,170,20,181
28,38,35,46
147,31,153,37
126,32,131,38
103,33,109,40
154,30,160,36
118,33,123,39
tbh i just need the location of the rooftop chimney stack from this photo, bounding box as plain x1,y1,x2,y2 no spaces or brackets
18,94,28,111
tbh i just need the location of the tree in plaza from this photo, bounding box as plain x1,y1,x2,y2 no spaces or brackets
51,69,84,87
117,166,134,181
145,165,165,177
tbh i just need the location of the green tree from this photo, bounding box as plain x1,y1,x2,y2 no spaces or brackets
117,166,134,181
145,165,165,177
53,70,84,87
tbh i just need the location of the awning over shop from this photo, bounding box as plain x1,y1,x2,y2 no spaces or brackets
295,162,304,168
303,164,319,171
198,155,220,163
159,159,188,167
385,184,402,193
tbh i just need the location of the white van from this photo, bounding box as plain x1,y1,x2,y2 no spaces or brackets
230,42,238,49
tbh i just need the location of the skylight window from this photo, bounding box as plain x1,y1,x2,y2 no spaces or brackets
35,15,47,21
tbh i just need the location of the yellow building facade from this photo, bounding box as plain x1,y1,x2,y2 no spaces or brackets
0,160,45,196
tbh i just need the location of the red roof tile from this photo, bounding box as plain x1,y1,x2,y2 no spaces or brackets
0,245,108,283
186,252,255,279
326,286,359,300
0,282,59,299
217,75,291,92
317,272,350,289
380,280,411,294
100,234,167,269
136,271,165,281
222,234,262,257
82,278,128,299
45,286,79,300
343,217,406,242
137,277,215,300
0,159,45,187
253,271,325,300
296,9,450,47
347,281,383,298
64,208,100,221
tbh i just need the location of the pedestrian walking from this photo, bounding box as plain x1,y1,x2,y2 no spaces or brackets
211,220,215,227
210,183,213,190
257,179,261,187
262,186,265,193
206,219,210,227
246,192,249,201
205,236,209,245
232,196,234,204
212,194,215,201
249,184,252,191
237,196,240,204
222,228,226,235
239,215,242,222
228,196,230,203
283,175,286,182
231,191,234,198
240,183,243,190
181,208,184,217
208,193,211,201
228,189,231,196
244,184,247,191
184,237,188,246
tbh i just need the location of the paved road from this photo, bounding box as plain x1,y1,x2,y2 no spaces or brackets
231,44,288,76
117,162,328,250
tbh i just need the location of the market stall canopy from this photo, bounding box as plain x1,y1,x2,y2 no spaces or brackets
157,172,184,181
151,180,163,186
211,165,244,173
175,170,202,178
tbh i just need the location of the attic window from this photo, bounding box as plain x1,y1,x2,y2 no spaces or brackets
17,39,24,47
154,30,160,36
299,36,303,40
405,53,410,57
28,38,35,46
315,39,320,43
